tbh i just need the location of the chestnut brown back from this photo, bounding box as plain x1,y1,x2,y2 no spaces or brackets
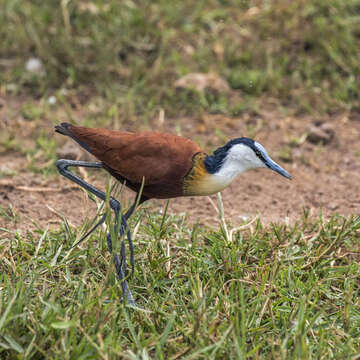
65,125,203,198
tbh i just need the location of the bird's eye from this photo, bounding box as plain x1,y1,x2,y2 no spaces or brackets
255,150,261,157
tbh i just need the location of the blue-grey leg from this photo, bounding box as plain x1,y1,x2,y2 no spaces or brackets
107,205,135,305
56,159,136,305
107,193,147,273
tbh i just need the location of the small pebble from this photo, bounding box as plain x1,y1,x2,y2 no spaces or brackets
48,96,57,105
307,122,334,145
25,58,46,76
174,72,230,93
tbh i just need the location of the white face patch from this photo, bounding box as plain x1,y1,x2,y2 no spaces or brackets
207,143,267,189
227,143,265,170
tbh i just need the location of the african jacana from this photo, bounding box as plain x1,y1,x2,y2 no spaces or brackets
55,122,291,305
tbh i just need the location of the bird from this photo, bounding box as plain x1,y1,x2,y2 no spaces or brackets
55,122,291,305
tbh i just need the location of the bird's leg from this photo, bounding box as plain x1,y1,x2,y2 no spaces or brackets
116,193,148,274
56,159,120,242
108,206,135,305
106,193,148,304
56,159,136,305
104,193,144,268
57,159,106,201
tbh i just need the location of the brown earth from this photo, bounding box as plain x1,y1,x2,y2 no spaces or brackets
1,95,360,234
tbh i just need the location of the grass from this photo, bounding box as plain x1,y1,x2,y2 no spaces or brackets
1,0,360,358
1,0,360,117
1,201,359,359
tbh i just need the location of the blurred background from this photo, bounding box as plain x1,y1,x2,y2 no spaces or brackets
2,0,359,115
0,0,359,228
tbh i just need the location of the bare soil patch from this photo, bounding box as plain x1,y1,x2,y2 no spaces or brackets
1,95,359,233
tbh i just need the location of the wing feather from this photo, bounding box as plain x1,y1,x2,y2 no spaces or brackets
65,125,202,187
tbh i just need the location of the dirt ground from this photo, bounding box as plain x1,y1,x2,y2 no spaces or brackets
1,95,360,233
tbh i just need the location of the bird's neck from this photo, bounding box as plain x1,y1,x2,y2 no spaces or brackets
205,153,245,182
183,152,244,196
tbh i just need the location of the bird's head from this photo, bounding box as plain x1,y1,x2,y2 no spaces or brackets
205,137,292,179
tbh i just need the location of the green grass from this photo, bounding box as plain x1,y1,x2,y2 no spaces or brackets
1,204,359,359
1,1,360,358
1,0,360,117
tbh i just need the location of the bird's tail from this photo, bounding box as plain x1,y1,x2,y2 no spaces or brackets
54,122,73,136
55,122,93,155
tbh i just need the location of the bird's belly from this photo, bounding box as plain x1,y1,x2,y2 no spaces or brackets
184,174,232,196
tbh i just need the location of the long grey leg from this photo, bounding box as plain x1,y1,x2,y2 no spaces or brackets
116,193,148,275
56,159,136,305
106,194,148,292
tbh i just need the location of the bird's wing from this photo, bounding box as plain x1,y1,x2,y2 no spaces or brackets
63,125,202,185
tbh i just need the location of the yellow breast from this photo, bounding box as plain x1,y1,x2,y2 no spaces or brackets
183,153,232,196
